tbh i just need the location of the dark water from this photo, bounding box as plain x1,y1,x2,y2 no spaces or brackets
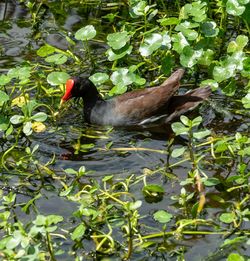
1,1,249,260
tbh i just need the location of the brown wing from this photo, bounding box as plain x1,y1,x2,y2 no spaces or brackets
114,69,185,120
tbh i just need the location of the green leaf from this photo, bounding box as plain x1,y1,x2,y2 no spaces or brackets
130,1,147,16
47,72,70,86
193,129,211,139
143,184,164,193
108,85,127,96
45,53,68,65
0,116,9,131
242,93,250,108
219,212,234,223
227,35,248,53
203,178,221,186
172,32,189,54
0,90,9,103
192,116,203,127
227,253,245,261
226,0,246,16
183,1,207,22
31,112,48,122
110,68,134,87
75,25,96,41
139,33,163,56
23,121,32,136
106,45,132,61
180,115,190,126
47,215,63,225
0,75,11,86
33,215,46,226
128,200,142,210
8,66,31,81
37,44,56,57
153,210,173,223
175,21,199,41
89,73,109,85
171,122,189,135
180,46,203,68
10,115,25,124
200,79,218,90
158,17,179,26
107,31,130,50
201,21,219,37
64,168,78,175
171,147,186,158
71,224,86,241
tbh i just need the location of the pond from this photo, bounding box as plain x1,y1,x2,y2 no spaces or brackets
0,1,250,260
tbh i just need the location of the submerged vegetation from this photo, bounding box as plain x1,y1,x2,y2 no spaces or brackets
0,0,250,260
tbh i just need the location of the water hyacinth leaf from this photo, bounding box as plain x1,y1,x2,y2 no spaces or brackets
71,224,86,241
45,53,68,65
32,122,46,132
0,75,11,85
171,147,186,158
242,93,250,108
75,25,96,41
47,72,70,86
226,0,246,16
31,112,47,122
213,63,236,82
158,17,179,26
107,31,130,50
23,121,32,136
37,44,56,57
106,45,132,61
172,32,189,54
0,116,9,131
153,210,173,223
89,73,109,85
219,212,234,223
139,33,163,56
0,90,9,103
201,21,219,37
171,122,189,135
10,115,25,124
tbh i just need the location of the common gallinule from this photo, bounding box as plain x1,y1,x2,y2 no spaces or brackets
60,69,211,126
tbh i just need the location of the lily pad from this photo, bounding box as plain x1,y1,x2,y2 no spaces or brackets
45,54,68,65
153,210,173,223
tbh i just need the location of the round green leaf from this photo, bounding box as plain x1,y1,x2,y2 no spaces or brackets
45,54,68,65
107,31,130,50
201,21,219,37
37,44,56,57
0,75,11,86
47,72,70,86
171,122,189,135
0,90,9,103
106,45,133,61
110,68,134,87
153,210,173,223
0,116,9,131
139,33,163,56
23,121,32,136
219,212,234,223
89,73,109,85
226,0,245,16
242,93,250,108
75,25,96,41
227,253,245,261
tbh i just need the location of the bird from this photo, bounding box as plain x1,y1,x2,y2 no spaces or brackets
60,69,211,127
